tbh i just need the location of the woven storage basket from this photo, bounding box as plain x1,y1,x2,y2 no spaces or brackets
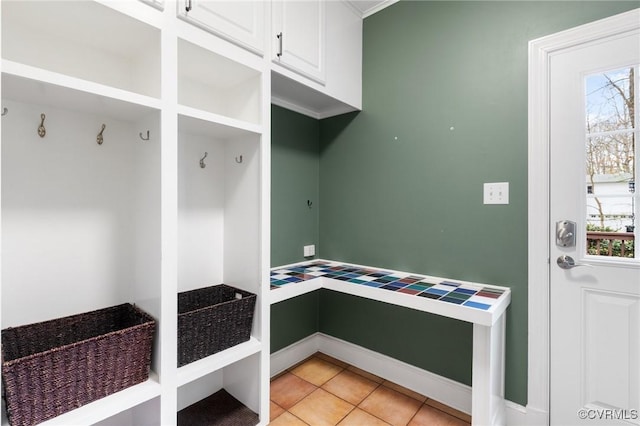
1,303,155,426
178,284,256,367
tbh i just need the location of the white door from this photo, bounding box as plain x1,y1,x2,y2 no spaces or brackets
550,25,640,425
272,0,326,84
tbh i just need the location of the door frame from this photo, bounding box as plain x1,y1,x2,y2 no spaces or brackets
527,8,640,425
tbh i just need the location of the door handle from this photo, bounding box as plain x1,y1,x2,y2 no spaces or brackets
556,255,593,269
277,32,283,57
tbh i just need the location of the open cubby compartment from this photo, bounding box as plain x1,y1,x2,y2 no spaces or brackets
1,0,160,98
177,114,261,303
177,112,263,368
1,77,162,359
177,353,261,425
178,38,262,126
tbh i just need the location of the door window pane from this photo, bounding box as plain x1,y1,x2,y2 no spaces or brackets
586,68,634,133
585,66,637,258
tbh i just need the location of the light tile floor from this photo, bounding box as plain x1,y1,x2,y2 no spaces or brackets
270,353,471,426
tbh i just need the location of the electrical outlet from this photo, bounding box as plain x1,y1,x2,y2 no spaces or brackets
304,245,315,257
484,182,509,205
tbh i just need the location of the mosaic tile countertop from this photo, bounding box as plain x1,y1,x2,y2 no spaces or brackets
271,260,510,316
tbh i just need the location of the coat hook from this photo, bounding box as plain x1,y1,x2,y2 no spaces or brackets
38,113,46,138
1,107,7,116
307,200,313,208
200,152,208,168
235,155,243,164
97,124,106,145
139,130,150,141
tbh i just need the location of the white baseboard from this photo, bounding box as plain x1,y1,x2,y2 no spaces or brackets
270,333,322,377
504,402,548,425
270,333,538,424
317,333,473,415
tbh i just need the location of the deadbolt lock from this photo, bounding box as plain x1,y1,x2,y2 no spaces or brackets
556,220,576,247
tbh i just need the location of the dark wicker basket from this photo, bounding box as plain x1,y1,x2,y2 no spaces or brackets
178,284,256,367
1,303,156,426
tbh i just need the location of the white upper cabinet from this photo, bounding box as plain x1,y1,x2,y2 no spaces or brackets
271,0,362,119
139,0,164,11
179,0,265,56
272,0,326,84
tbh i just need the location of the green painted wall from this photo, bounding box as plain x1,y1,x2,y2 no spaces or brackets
270,106,321,355
271,291,320,353
319,290,473,384
271,105,320,267
318,1,637,407
270,0,638,407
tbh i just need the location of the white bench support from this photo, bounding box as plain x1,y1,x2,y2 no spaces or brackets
472,314,507,426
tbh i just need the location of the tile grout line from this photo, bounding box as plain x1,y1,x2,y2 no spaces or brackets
328,355,425,424
289,355,397,425
280,354,404,425
271,353,470,425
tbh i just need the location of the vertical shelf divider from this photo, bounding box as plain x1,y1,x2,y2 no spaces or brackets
159,3,180,425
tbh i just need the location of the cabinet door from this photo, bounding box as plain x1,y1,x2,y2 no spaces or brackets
180,0,265,55
139,0,164,10
272,0,326,84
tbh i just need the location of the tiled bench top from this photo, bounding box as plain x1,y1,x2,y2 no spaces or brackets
270,259,511,326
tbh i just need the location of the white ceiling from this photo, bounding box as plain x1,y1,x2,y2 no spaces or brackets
346,0,398,18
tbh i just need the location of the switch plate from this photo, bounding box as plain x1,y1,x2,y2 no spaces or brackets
304,245,315,257
484,182,509,204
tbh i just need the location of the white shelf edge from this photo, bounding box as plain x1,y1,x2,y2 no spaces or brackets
2,374,161,426
176,337,262,387
1,59,162,111
177,104,263,135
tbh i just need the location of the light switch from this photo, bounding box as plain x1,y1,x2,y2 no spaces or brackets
484,182,509,204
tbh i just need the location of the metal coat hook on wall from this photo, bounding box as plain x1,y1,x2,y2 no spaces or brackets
97,124,106,145
38,113,46,138
235,155,243,164
139,130,150,141
307,200,313,209
1,107,8,117
200,152,208,168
